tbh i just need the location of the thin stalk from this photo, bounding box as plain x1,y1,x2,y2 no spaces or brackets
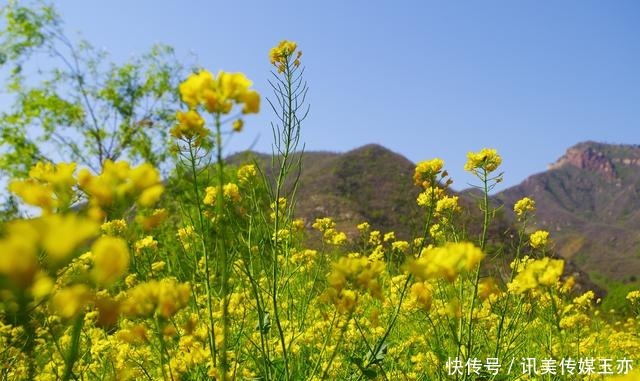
241,199,272,379
270,59,299,381
214,114,231,378
61,314,84,381
463,169,490,380
17,293,36,381
320,311,354,380
154,316,175,381
186,140,218,369
493,217,527,358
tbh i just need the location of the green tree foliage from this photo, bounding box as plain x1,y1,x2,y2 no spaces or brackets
0,0,184,180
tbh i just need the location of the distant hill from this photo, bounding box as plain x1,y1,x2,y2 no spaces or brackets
495,141,640,283
228,144,423,238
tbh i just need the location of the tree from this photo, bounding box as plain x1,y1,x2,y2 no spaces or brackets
0,0,184,181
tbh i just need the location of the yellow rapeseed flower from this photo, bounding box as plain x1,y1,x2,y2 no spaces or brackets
383,232,395,242
327,256,385,300
179,70,214,108
178,69,260,115
121,279,191,319
232,118,244,132
223,183,241,202
91,236,130,286
203,183,241,206
626,290,640,304
417,187,444,208
406,242,485,282
78,160,164,208
100,219,127,235
134,235,158,254
529,230,550,249
357,221,370,232
9,180,55,212
478,277,501,300
171,110,208,142
0,233,39,288
391,240,410,253
177,225,196,249
39,214,99,262
50,284,93,319
30,273,54,301
9,161,79,214
312,217,335,233
151,261,166,273
464,148,502,173
29,161,76,189
329,231,348,245
237,164,257,183
436,195,460,215
410,281,433,311
413,158,444,187
269,40,301,72
136,208,168,231
508,257,564,294
291,218,305,232
513,197,536,218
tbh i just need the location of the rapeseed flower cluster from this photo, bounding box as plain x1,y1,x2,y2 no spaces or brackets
9,161,77,213
90,236,130,286
406,242,485,282
203,183,241,206
312,217,348,245
172,109,207,142
514,196,536,219
464,148,502,173
326,256,385,313
237,164,257,183
435,195,460,215
508,257,564,294
178,70,260,115
78,160,164,209
529,229,550,249
627,290,640,304
269,40,302,73
172,69,260,150
120,279,190,319
413,158,444,188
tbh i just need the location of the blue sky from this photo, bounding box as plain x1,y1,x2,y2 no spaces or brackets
20,1,640,190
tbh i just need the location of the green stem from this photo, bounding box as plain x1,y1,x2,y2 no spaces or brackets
17,293,36,381
241,208,271,379
154,315,175,381
187,140,218,369
214,114,231,378
61,314,84,381
270,59,298,381
493,218,527,358
463,170,490,380
320,311,354,380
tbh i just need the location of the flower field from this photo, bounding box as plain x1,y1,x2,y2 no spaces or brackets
1,39,639,381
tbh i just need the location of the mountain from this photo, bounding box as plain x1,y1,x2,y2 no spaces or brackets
495,141,640,283
229,144,424,237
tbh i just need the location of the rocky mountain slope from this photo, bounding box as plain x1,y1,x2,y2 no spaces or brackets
495,141,640,282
